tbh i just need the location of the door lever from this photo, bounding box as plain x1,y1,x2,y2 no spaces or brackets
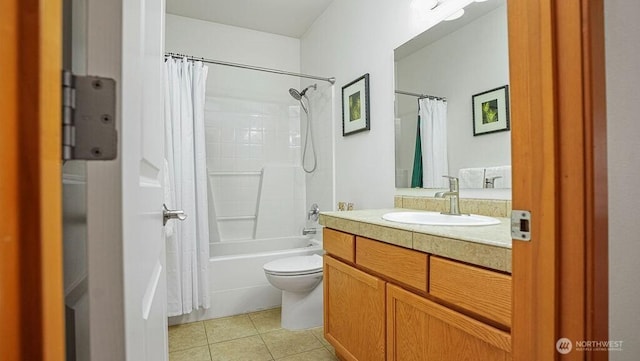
163,204,187,226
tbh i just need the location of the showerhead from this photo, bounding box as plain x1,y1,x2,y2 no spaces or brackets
288,84,317,100
289,88,302,100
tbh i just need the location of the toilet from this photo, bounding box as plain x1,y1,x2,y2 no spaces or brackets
263,254,324,330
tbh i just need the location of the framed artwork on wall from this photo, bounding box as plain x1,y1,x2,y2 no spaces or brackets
472,85,510,136
342,73,370,136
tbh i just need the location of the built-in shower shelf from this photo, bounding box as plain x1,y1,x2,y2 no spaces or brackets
208,171,262,176
216,215,257,221
207,165,301,242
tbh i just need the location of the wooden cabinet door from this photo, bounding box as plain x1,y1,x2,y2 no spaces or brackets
387,284,511,361
324,255,386,361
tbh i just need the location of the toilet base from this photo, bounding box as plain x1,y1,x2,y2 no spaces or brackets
281,280,323,330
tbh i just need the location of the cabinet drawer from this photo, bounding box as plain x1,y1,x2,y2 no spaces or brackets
356,237,428,293
323,228,355,263
429,256,512,328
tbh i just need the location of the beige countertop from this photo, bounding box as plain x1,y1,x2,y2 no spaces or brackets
319,208,512,273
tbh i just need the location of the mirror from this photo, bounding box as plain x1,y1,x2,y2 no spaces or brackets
394,0,511,199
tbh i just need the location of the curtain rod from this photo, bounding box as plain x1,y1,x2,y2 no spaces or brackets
395,90,447,101
165,52,336,85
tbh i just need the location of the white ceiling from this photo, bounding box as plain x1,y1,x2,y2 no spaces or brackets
166,0,335,38
395,0,505,61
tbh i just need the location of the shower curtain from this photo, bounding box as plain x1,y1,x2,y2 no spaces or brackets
418,98,449,188
164,57,210,316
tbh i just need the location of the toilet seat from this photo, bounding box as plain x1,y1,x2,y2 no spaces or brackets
263,254,323,276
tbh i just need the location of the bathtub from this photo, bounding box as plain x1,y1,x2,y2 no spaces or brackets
168,236,322,326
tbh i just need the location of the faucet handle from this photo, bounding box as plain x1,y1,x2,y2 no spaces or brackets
307,203,320,221
442,175,459,191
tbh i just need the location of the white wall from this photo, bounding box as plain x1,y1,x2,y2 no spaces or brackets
396,5,510,183
301,0,474,209
605,1,640,359
165,15,301,100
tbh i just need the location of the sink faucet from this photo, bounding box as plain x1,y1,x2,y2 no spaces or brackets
434,176,462,215
484,176,502,189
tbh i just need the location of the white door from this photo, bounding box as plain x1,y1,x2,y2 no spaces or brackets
121,0,168,359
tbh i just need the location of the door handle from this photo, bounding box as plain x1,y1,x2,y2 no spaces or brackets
163,204,187,226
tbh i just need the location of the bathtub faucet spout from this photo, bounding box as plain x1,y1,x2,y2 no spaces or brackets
302,227,317,235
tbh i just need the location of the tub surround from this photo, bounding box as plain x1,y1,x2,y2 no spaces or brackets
319,208,511,273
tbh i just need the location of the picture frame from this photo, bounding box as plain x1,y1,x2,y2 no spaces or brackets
342,73,370,136
472,85,510,136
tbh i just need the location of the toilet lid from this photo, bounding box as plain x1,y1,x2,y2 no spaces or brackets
263,254,323,275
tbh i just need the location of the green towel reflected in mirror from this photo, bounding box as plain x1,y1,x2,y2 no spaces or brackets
411,114,423,188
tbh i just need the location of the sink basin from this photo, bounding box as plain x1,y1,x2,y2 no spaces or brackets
382,211,500,226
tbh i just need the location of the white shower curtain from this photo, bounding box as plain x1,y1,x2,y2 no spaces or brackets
164,57,210,316
418,98,449,188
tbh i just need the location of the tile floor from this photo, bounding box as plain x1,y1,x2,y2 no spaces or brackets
168,308,338,361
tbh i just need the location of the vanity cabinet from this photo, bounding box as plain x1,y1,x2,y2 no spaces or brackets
324,255,386,361
323,228,512,361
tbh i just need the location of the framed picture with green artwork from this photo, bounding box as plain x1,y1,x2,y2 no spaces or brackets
342,73,370,136
472,85,510,136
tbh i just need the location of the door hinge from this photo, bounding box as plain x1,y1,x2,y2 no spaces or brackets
511,210,531,241
62,70,117,161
